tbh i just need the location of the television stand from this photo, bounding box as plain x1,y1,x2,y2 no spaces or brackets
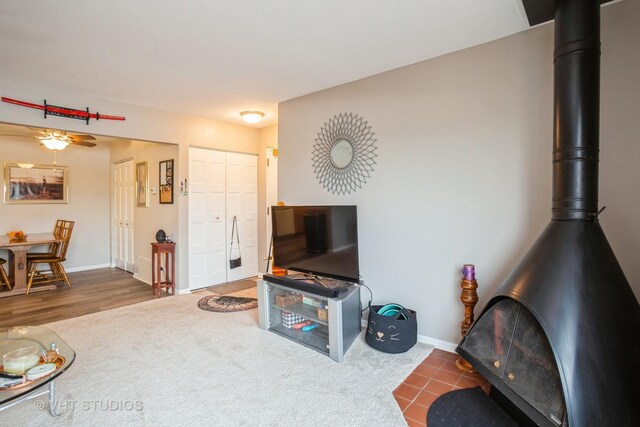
258,275,361,362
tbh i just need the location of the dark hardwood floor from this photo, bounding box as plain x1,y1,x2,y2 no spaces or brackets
0,268,167,328
202,279,257,295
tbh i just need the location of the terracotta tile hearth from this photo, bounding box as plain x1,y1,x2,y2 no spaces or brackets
393,349,490,426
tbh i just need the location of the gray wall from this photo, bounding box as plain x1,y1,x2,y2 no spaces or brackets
277,0,640,344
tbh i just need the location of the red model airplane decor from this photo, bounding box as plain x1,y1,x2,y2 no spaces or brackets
1,97,126,124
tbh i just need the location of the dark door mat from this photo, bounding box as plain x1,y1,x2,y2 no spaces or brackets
206,279,257,295
427,387,518,427
197,295,258,312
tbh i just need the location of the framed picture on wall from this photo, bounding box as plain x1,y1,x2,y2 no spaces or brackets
136,161,149,207
3,163,69,204
159,159,174,204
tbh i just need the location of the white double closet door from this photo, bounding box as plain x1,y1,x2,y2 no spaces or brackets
113,159,135,272
189,147,258,290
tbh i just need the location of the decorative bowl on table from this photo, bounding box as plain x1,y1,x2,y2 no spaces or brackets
6,231,27,242
2,346,41,374
0,326,72,390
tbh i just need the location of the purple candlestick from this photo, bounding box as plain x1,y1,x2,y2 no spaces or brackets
462,264,475,281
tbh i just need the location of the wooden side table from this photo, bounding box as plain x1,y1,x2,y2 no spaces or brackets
151,242,175,297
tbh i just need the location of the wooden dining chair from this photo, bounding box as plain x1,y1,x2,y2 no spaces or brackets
0,258,11,290
26,220,74,294
27,219,65,261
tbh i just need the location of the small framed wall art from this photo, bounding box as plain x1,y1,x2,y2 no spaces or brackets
3,162,69,204
159,159,174,204
136,161,149,207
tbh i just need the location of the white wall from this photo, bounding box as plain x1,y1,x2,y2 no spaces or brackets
0,139,111,270
0,77,262,291
277,0,640,344
109,140,179,284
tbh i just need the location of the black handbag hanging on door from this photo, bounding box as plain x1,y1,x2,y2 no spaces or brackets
229,216,242,269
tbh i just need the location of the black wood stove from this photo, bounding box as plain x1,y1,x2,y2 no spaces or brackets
456,1,640,426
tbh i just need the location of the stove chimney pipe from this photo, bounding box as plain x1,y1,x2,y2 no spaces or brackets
552,0,600,221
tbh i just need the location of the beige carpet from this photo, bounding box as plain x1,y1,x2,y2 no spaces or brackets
4,290,433,426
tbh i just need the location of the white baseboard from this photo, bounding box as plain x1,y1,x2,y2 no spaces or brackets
132,273,151,285
360,319,458,353
417,335,458,353
133,273,189,296
65,263,112,273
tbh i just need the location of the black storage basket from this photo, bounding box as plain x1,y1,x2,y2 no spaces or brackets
365,304,417,354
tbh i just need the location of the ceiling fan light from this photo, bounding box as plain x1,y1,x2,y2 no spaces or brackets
240,111,264,124
40,137,69,151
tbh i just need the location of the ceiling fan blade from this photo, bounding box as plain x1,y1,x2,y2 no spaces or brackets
0,133,32,137
69,134,96,141
69,140,97,148
27,127,51,136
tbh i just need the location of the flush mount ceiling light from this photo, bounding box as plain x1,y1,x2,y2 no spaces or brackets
240,111,264,124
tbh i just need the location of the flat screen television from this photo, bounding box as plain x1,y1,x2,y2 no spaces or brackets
271,205,359,283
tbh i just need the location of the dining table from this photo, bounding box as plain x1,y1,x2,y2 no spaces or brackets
0,233,63,298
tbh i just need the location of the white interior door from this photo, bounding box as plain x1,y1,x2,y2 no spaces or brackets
265,148,278,273
113,159,135,272
226,152,258,282
189,148,227,290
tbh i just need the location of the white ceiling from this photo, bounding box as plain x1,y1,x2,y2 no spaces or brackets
0,1,531,128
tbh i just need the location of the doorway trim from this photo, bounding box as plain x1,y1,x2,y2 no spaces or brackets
264,147,278,274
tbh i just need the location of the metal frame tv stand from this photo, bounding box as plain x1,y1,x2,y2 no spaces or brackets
258,275,361,362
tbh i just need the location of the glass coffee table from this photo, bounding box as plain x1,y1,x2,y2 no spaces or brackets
0,326,75,416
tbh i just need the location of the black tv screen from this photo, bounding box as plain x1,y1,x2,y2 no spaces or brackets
271,205,359,283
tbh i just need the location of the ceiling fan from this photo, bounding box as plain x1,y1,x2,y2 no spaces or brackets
0,128,97,150
32,128,97,150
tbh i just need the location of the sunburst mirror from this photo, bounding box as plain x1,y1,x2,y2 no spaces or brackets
312,113,378,195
